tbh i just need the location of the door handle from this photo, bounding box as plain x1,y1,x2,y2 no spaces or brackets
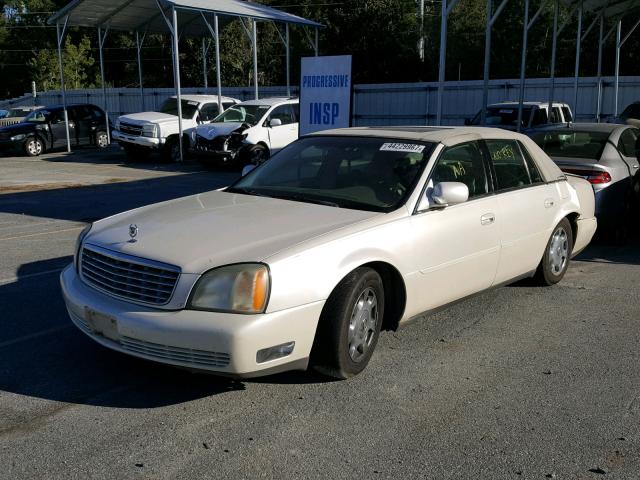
480,213,495,225
544,198,555,208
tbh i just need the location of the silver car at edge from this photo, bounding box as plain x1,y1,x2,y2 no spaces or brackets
528,123,640,236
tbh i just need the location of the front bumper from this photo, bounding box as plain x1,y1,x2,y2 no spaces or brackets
60,264,323,377
112,130,163,149
0,138,20,152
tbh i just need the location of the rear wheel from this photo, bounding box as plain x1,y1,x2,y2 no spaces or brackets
311,267,384,379
24,136,44,157
534,218,573,286
95,130,109,149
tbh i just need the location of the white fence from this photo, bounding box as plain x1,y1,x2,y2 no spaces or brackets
2,75,639,126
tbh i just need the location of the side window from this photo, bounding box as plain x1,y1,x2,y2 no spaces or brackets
486,140,532,190
518,141,544,183
618,129,638,157
550,107,562,123
268,105,295,125
561,107,573,122
532,108,548,126
292,103,300,122
199,103,220,122
222,102,235,111
50,110,64,124
430,141,489,199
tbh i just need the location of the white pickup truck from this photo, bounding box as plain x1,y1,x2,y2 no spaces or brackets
112,94,239,162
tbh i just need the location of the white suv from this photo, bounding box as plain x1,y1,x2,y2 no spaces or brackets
113,94,239,162
191,97,299,166
467,101,573,131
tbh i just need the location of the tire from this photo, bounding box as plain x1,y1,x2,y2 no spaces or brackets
163,136,189,163
24,136,44,157
95,130,109,149
243,144,269,166
534,218,573,286
310,267,384,379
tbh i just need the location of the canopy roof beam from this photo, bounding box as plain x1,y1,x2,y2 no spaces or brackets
56,15,72,153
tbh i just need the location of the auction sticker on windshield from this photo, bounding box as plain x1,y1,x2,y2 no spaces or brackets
379,143,426,153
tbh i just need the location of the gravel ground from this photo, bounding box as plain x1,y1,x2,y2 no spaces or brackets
0,149,638,480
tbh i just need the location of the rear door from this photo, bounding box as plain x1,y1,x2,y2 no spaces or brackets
617,128,640,176
484,139,557,284
74,106,93,145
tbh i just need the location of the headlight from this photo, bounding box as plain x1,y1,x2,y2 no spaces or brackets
142,124,157,138
74,224,92,272
10,134,25,141
188,263,270,314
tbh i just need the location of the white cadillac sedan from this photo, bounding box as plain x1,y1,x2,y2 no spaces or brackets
60,127,597,379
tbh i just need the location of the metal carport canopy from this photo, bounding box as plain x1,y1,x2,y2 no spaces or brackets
48,0,322,34
48,0,322,162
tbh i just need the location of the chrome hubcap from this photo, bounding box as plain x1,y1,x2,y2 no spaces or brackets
27,140,41,155
348,287,378,363
97,133,108,147
549,227,568,275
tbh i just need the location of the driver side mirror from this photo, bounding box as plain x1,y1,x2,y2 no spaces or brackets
269,118,282,128
417,181,469,211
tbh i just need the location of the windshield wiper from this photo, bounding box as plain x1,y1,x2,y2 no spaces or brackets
225,187,271,197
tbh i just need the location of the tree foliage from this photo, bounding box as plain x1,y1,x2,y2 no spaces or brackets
0,0,638,99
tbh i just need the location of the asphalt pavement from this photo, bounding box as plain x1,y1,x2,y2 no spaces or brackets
0,149,639,479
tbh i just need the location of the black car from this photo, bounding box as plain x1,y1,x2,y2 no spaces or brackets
0,104,109,157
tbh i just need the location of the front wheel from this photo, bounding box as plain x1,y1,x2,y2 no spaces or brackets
24,136,44,157
243,144,269,166
534,218,573,286
311,267,384,379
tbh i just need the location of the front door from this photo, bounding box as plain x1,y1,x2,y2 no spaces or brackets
49,110,74,148
409,141,500,314
266,104,298,152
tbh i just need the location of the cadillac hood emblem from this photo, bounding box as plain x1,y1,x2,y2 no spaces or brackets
128,224,138,242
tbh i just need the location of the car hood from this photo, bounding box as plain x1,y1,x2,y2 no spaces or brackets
85,190,380,273
0,122,35,135
196,122,245,139
119,112,180,125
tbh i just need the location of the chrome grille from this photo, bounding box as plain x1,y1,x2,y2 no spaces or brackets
80,245,180,305
120,336,231,367
119,122,142,136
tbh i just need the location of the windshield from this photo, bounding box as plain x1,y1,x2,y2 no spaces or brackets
531,130,610,160
24,110,49,123
228,136,434,212
213,105,271,126
159,98,199,120
473,107,532,127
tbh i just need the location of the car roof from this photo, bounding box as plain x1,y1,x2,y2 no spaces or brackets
311,126,532,146
488,101,569,108
170,94,238,103
234,97,298,107
32,104,101,112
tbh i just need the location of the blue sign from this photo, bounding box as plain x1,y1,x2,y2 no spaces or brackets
299,55,352,136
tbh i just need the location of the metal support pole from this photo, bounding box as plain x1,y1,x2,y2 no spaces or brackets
572,3,582,120
517,0,530,132
171,6,184,162
252,20,259,100
596,13,604,121
614,19,622,117
315,28,319,56
214,15,223,112
548,0,559,118
56,19,71,153
286,23,291,97
436,1,447,125
481,0,493,125
98,26,111,145
202,37,208,89
136,31,145,110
